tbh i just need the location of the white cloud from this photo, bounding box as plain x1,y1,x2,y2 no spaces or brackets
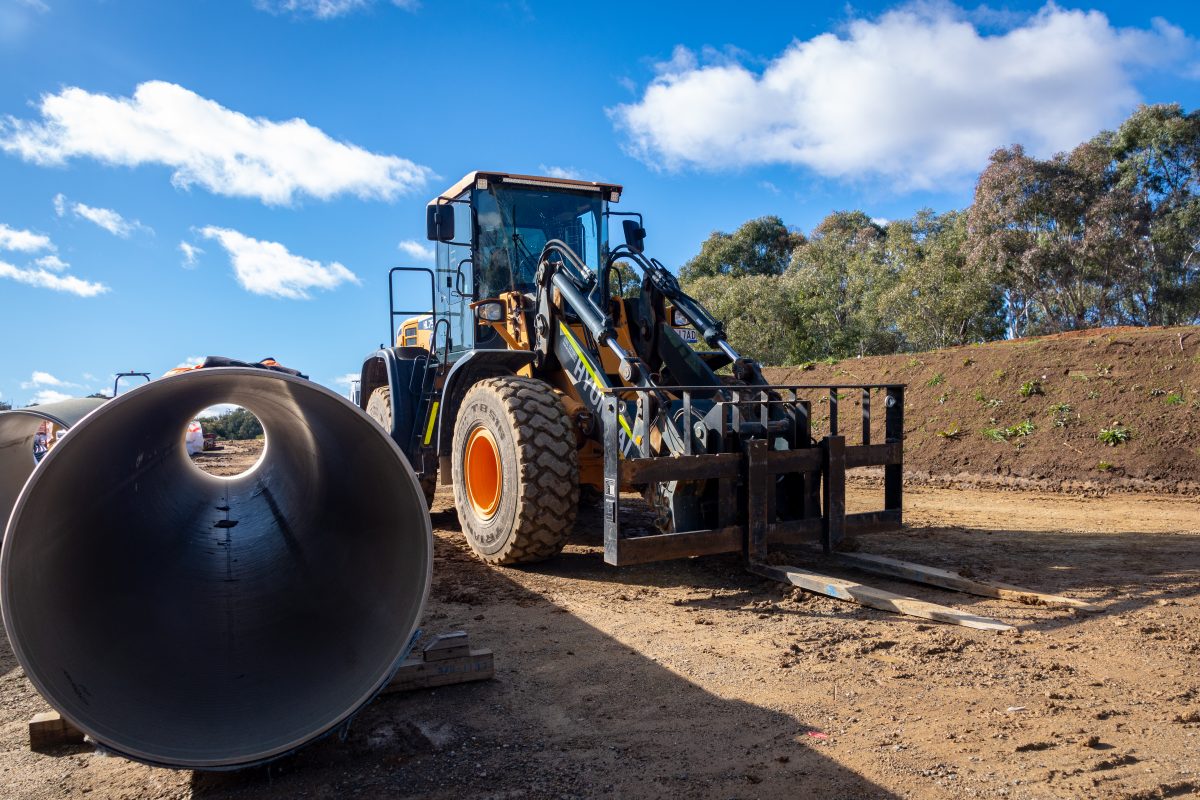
538,164,585,180
0,222,54,252
21,370,75,389
179,241,203,268
29,389,72,405
333,372,358,387
199,226,360,299
1,81,433,205
69,200,148,237
33,254,67,271
176,356,205,369
397,239,433,262
758,180,781,195
0,260,108,297
256,0,418,19
610,4,1199,189
53,193,150,236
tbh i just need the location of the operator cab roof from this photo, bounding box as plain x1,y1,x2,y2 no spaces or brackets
429,171,623,205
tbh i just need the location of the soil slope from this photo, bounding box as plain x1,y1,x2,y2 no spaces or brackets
767,325,1200,493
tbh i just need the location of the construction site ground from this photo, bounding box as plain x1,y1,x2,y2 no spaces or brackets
3,449,1199,799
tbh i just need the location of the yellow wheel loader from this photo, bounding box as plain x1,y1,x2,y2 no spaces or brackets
356,171,1097,629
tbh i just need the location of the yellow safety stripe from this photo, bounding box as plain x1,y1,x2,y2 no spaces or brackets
558,322,636,442
423,400,440,445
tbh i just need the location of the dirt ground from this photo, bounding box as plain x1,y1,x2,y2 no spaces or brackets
190,439,265,477
3,463,1199,799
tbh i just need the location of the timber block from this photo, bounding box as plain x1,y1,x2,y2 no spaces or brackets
29,711,85,751
422,630,471,661
382,632,494,694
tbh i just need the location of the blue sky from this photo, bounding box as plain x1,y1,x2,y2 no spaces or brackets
1,0,1198,405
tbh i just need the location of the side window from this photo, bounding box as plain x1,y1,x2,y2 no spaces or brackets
434,198,476,356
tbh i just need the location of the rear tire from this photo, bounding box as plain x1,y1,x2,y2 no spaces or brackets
366,385,437,508
451,377,578,564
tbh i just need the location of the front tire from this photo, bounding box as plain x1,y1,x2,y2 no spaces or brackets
451,377,578,564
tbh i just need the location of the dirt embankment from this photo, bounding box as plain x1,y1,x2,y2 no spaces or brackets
767,326,1200,493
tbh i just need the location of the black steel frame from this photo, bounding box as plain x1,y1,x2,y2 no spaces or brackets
600,383,905,567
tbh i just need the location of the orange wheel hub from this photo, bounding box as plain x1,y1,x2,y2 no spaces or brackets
464,426,502,518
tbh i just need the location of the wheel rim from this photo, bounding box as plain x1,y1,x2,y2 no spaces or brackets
464,426,502,519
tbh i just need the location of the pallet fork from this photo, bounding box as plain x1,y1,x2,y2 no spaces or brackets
600,383,1100,631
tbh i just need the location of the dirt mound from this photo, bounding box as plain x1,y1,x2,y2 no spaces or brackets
766,325,1200,493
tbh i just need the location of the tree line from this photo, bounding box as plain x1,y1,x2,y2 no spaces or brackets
679,104,1200,365
200,407,263,440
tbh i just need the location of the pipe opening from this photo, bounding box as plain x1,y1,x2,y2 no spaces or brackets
189,405,267,478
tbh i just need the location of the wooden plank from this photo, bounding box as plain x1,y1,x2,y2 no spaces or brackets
844,442,902,469
422,631,471,661
612,526,743,565
747,562,1015,632
620,453,741,484
836,552,1103,613
382,649,495,694
29,711,85,751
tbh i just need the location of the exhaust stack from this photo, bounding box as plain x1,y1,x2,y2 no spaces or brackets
2,368,432,769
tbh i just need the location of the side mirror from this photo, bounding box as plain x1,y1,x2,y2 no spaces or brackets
426,204,455,242
622,219,646,254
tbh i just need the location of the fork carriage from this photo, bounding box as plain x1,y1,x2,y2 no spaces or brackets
600,382,904,566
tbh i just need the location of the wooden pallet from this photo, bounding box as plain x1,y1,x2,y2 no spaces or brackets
28,631,494,752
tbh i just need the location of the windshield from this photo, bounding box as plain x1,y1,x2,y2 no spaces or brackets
473,184,605,298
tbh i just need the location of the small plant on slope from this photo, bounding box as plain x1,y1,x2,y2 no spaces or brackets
1097,424,1132,446
1019,380,1044,398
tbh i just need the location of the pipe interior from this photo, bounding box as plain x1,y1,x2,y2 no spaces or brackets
2,370,430,768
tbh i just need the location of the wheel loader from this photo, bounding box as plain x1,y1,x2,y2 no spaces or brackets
356,170,1098,629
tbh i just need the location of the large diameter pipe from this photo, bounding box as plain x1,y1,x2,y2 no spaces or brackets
1,368,432,769
0,398,107,529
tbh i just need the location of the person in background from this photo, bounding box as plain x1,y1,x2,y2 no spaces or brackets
32,424,49,463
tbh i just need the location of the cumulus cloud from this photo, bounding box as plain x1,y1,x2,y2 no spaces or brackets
256,0,418,19
54,193,150,236
0,260,109,297
33,254,68,271
0,222,54,252
610,4,1199,189
29,388,72,405
72,201,148,237
179,241,203,268
199,226,360,299
2,81,433,205
538,164,586,180
332,372,359,387
397,239,433,262
21,370,76,389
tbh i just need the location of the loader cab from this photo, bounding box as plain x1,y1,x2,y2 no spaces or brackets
427,171,622,360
